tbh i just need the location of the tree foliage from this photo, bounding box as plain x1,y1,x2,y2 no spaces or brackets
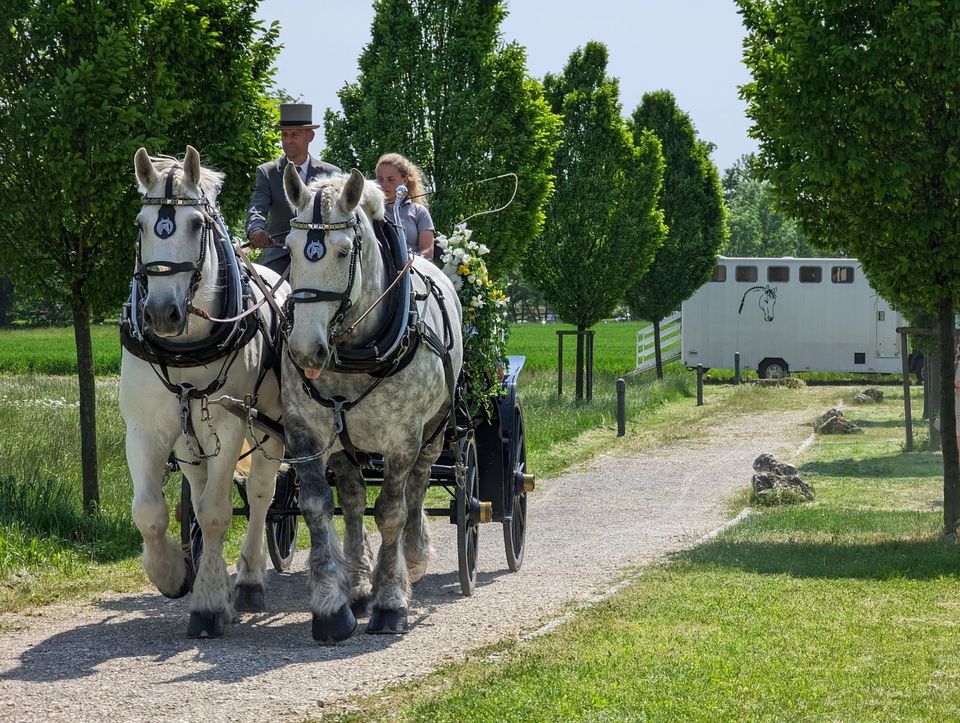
722,154,819,257
524,42,666,330
625,90,727,327
738,0,960,532
323,0,561,275
0,0,280,510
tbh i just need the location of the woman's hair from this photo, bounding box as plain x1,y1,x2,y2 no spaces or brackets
376,152,429,208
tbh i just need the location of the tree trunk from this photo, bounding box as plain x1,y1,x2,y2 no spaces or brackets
938,298,958,535
72,295,100,514
653,318,663,380
575,326,584,401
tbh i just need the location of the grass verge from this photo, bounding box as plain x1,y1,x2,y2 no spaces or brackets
326,385,960,722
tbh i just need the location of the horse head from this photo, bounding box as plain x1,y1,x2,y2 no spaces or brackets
758,286,777,322
133,145,223,337
283,166,385,377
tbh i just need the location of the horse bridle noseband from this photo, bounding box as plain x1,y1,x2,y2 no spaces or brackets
136,169,213,305
287,187,363,336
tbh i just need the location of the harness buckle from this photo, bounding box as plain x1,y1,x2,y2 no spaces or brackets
331,397,347,435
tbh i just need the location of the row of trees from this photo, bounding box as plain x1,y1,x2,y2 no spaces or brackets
0,0,793,509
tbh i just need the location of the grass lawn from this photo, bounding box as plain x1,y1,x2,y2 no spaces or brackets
330,385,960,722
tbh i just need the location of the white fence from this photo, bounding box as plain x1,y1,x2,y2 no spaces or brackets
635,311,681,373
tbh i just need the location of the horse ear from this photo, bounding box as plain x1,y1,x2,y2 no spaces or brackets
134,148,157,191
339,169,364,215
183,145,201,189
283,162,309,210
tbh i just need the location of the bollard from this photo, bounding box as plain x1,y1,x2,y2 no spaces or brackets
617,378,626,437
734,352,741,385
696,364,704,406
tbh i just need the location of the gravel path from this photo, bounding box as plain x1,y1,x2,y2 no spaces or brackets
0,404,819,722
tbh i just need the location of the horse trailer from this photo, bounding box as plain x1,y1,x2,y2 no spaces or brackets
681,256,905,378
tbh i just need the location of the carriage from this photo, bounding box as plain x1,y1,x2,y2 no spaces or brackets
178,351,532,596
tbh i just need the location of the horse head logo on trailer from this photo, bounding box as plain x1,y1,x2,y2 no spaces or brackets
738,285,778,322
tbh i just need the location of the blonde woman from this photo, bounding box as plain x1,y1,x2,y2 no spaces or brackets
375,153,435,259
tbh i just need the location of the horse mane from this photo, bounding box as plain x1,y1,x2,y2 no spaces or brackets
306,172,386,221
138,154,225,204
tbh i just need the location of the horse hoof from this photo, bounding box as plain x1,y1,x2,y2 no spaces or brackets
350,596,371,617
187,611,225,639
162,555,195,600
366,607,409,634
234,584,265,613
312,605,357,643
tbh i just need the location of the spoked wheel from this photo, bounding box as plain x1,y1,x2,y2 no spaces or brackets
456,434,480,596
503,406,529,572
266,467,299,571
180,477,203,569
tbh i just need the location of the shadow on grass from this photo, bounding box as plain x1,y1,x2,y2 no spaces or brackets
686,508,955,581
799,451,942,479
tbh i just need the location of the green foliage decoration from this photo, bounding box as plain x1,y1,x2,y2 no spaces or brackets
626,90,728,325
436,224,508,417
525,42,667,330
324,0,561,276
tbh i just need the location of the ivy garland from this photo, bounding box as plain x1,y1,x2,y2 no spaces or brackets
437,223,509,418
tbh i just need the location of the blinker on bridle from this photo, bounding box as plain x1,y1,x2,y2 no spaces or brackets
137,168,212,290
288,187,363,332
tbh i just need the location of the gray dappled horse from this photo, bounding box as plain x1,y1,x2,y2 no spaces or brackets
121,146,287,638
281,168,463,641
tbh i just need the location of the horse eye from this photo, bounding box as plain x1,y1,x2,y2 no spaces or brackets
191,218,203,232
337,247,350,259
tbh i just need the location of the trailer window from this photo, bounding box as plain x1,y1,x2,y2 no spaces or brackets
831,265,855,283
799,266,822,283
711,265,726,282
735,265,758,282
767,266,789,282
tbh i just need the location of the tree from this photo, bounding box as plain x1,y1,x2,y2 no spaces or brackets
625,90,727,378
722,154,819,257
323,0,561,276
0,0,280,512
525,42,666,397
738,0,960,533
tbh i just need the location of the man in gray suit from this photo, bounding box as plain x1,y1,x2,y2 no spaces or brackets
246,103,341,275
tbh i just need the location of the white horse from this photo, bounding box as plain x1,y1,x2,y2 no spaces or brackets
280,167,463,642
120,145,288,638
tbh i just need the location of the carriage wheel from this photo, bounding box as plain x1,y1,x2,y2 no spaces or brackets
503,407,529,572
181,476,204,568
266,467,299,571
456,434,480,596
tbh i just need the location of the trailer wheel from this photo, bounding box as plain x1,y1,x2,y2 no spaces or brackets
758,358,789,379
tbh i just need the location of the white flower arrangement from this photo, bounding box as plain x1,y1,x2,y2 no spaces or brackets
436,222,510,417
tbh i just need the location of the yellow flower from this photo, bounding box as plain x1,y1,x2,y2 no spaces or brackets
458,264,470,276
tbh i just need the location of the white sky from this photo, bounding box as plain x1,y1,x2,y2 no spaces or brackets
255,0,756,173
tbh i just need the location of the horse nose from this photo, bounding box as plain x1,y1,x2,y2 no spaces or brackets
144,301,184,334
292,339,330,373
